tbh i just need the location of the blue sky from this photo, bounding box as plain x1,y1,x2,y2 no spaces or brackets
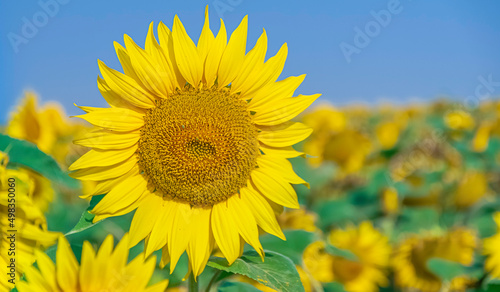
1,0,499,123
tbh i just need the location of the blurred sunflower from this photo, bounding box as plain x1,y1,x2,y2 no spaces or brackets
380,187,399,215
375,121,401,150
472,121,493,152
6,92,90,166
277,208,318,232
393,229,477,292
483,212,500,279
444,110,475,131
452,171,488,209
69,7,319,278
303,221,391,292
16,234,169,292
0,152,60,292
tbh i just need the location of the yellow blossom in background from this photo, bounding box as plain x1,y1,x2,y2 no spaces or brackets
393,229,477,292
0,152,60,292
303,222,391,292
277,208,318,232
472,121,493,152
375,121,401,150
381,187,399,215
6,92,90,166
483,212,500,279
302,105,346,167
16,234,169,292
453,171,488,209
444,110,475,130
322,130,372,174
69,7,319,278
302,241,336,283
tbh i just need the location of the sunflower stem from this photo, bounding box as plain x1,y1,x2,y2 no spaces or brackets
188,273,199,292
206,270,222,292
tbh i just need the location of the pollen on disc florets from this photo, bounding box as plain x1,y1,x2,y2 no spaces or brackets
138,86,260,207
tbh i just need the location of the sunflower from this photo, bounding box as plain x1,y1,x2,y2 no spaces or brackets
6,92,90,166
0,152,60,292
16,234,169,292
393,229,477,292
483,212,500,279
277,208,318,232
69,7,319,278
303,221,391,292
452,171,488,209
444,110,475,131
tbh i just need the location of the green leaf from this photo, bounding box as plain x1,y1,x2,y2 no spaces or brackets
426,258,467,281
208,250,305,292
0,134,79,189
65,195,104,236
323,282,346,292
325,244,358,262
257,230,318,265
217,281,261,292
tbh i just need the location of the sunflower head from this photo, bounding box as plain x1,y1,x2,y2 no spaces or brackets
69,7,319,278
303,221,391,292
453,171,488,209
0,154,60,292
16,234,169,292
393,229,477,292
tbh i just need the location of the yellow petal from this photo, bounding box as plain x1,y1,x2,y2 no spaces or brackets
159,244,171,268
69,155,137,181
73,129,140,150
172,15,203,88
33,250,57,289
167,202,193,272
251,169,299,208
197,6,215,65
69,144,137,170
74,107,144,131
241,185,285,240
258,122,312,147
91,174,147,214
129,194,164,248
158,21,185,89
187,207,213,278
144,280,170,292
79,241,98,292
227,195,264,259
259,143,305,158
98,60,156,108
124,34,169,98
217,16,247,87
56,237,79,291
249,75,305,110
204,19,227,87
237,43,288,99
145,22,176,94
145,201,171,257
252,94,321,126
231,29,267,94
212,201,241,264
97,76,146,112
257,155,309,187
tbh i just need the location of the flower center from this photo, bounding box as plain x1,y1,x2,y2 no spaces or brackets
138,86,259,207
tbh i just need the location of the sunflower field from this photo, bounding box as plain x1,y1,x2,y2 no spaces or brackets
1,7,500,292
